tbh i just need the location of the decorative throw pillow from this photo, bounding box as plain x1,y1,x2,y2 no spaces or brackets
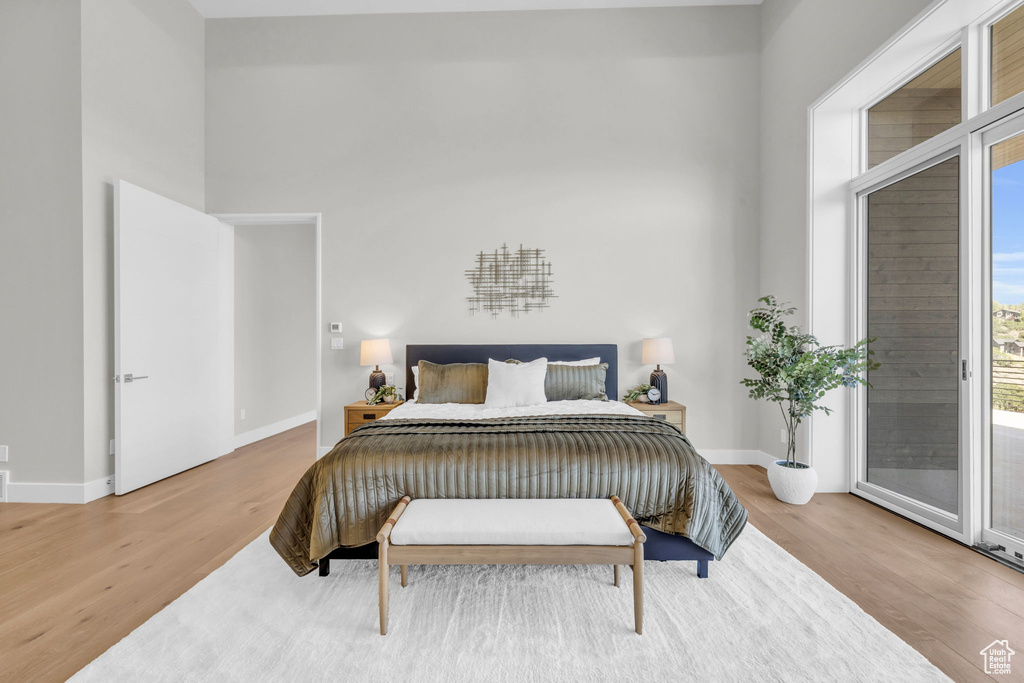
416,360,488,404
484,357,548,408
548,357,601,366
545,363,609,401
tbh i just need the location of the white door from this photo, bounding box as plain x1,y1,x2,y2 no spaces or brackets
114,180,233,495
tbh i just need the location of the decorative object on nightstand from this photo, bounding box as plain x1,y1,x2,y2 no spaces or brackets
626,400,686,433
622,383,652,403
641,337,674,405
361,339,393,390
345,400,404,436
367,384,401,405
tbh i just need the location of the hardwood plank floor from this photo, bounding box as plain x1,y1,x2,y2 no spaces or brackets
0,422,316,683
719,465,1024,683
1,426,1020,682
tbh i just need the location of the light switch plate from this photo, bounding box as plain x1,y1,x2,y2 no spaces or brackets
385,372,395,386
108,440,114,456
331,338,344,350
0,445,7,462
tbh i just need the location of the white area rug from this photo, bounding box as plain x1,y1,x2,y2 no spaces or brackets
71,526,949,682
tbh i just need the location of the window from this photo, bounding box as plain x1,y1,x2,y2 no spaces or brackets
992,4,1024,106
867,49,961,168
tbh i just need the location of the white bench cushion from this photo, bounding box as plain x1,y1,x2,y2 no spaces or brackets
389,499,635,546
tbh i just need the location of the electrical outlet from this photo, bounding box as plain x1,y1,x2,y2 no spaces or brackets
331,337,344,350
0,445,7,462
240,408,246,421
780,428,787,444
385,372,396,386
108,439,115,456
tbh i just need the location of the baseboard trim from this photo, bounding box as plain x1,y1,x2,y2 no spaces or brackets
700,449,773,467
235,410,317,450
8,476,115,504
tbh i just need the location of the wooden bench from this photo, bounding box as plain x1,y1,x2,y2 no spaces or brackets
375,496,646,636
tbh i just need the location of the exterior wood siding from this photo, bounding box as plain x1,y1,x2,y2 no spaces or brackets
866,157,959,495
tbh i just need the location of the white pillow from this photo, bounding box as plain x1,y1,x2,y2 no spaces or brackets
548,357,600,366
411,366,419,400
485,357,548,408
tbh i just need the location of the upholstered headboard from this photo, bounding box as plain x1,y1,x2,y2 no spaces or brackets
405,344,618,401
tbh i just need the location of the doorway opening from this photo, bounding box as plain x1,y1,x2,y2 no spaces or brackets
216,213,322,461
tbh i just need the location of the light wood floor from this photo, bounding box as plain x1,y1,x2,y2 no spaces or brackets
2,423,1022,682
0,422,316,683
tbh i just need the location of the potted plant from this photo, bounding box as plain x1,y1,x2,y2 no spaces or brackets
369,385,401,406
622,383,653,403
741,296,877,505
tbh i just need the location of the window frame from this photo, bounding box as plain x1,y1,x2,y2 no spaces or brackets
846,0,1024,546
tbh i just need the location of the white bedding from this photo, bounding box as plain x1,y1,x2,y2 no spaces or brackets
379,399,645,421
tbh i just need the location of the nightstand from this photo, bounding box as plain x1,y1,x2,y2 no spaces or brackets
345,400,404,436
626,400,686,433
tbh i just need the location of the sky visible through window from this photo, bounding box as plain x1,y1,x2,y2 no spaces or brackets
994,159,1024,304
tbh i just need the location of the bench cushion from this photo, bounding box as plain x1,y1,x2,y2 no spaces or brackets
389,499,635,546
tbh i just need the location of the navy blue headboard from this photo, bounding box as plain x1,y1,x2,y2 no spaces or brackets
405,344,618,401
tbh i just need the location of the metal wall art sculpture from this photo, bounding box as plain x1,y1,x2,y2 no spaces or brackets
465,243,555,318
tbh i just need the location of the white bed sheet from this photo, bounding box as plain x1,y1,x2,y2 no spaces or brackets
379,399,645,421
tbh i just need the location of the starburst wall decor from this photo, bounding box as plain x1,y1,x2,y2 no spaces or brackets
465,243,556,318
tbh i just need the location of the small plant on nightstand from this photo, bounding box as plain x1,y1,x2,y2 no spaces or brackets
741,295,877,505
368,385,401,406
622,383,653,403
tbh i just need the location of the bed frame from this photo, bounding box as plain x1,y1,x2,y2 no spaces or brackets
318,343,713,578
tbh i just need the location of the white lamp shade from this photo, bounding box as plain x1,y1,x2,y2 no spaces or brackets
360,338,393,366
641,337,675,365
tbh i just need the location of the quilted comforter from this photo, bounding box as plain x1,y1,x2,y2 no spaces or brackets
270,414,748,576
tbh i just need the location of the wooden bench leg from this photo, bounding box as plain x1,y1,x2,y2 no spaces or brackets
613,564,620,587
401,564,408,587
379,541,389,635
697,560,709,579
633,544,644,635
318,557,330,577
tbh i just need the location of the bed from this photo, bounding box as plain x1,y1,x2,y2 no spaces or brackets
269,344,747,579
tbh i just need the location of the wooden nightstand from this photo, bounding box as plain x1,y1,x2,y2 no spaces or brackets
626,400,686,433
345,400,404,436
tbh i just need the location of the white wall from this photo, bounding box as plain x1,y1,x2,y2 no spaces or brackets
0,1,85,485
234,224,317,435
757,0,936,468
81,0,206,482
205,7,764,455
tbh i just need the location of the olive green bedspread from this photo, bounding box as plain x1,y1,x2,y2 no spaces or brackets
269,415,748,576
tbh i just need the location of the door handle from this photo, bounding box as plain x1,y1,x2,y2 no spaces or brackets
118,373,149,383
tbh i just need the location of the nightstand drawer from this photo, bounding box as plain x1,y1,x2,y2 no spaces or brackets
645,410,683,425
345,400,404,436
349,411,384,427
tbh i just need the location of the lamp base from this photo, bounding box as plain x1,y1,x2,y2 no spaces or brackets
369,369,386,390
649,369,668,405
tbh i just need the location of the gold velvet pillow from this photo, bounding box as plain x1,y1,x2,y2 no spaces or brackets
544,363,609,401
416,360,489,404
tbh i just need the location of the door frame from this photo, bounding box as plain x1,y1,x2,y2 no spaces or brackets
978,111,1024,560
213,212,323,461
849,146,972,543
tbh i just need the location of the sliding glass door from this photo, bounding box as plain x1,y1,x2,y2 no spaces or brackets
857,154,965,534
985,117,1024,560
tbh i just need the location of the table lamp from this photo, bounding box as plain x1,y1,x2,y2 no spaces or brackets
360,338,393,390
641,337,674,405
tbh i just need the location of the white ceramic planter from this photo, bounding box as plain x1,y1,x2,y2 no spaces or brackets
767,460,818,505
